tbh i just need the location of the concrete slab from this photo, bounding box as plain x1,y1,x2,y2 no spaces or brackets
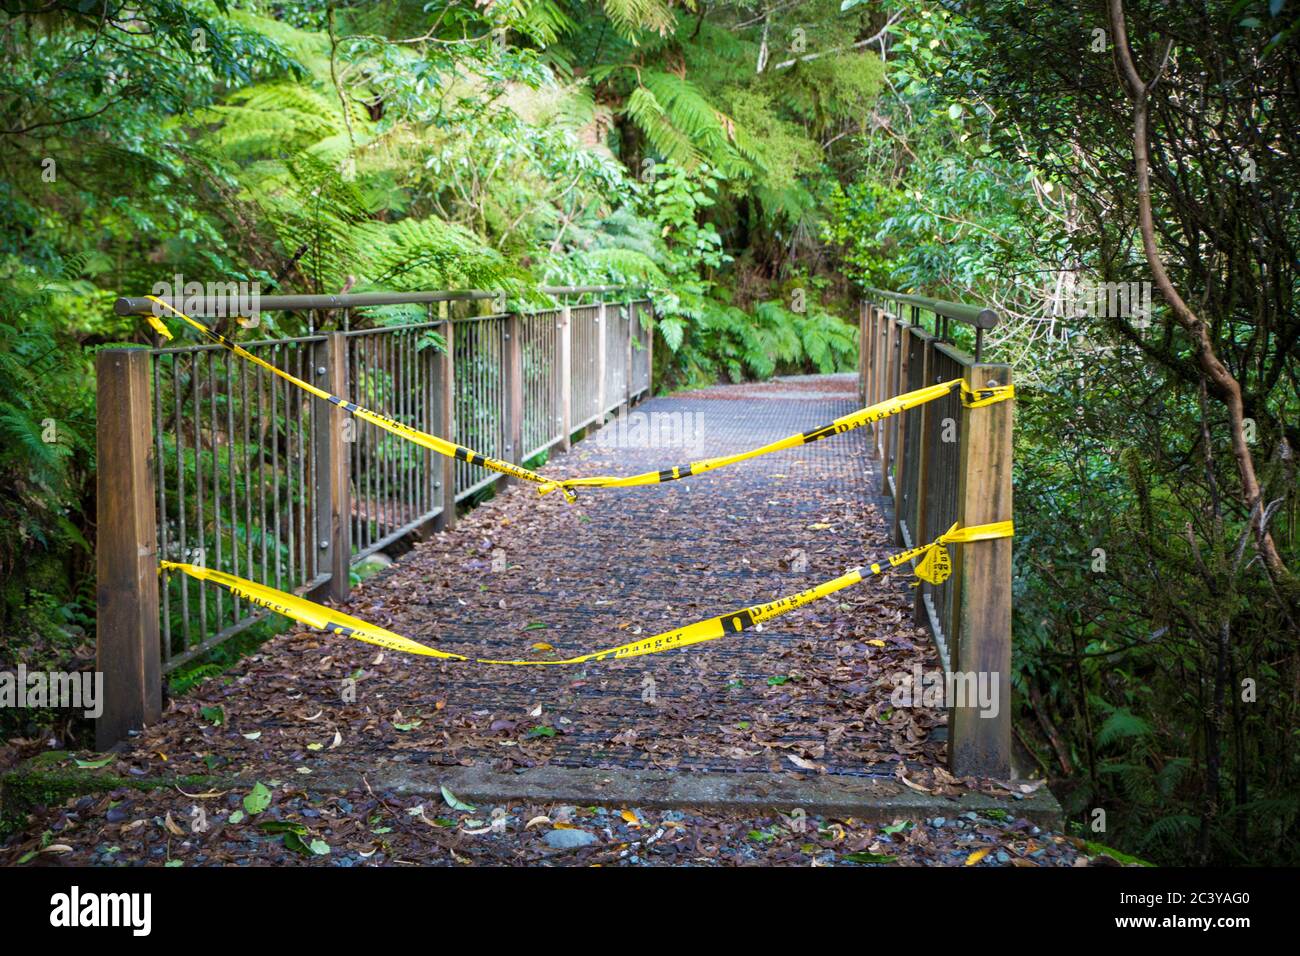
314,764,1064,827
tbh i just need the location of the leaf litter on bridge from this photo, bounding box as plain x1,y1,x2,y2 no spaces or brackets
4,377,1077,866
122,379,952,783
3,781,1108,867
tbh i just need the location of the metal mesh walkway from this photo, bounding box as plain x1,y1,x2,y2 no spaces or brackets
137,375,947,783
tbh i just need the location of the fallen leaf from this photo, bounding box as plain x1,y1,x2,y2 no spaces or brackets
787,754,823,771
441,786,476,812
242,782,272,815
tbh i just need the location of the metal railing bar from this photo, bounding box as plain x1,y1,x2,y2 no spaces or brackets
151,335,327,356
861,287,998,330
117,286,632,318
352,508,443,563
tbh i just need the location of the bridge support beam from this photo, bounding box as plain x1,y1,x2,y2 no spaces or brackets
594,301,608,430
559,305,572,451
948,361,1014,779
95,349,161,750
314,332,351,604
435,303,457,530
503,311,523,483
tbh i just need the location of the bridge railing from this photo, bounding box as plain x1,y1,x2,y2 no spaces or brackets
95,288,653,747
859,288,1014,778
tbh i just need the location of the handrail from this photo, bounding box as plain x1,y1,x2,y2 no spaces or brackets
856,291,1013,777
95,290,655,746
113,286,629,317
861,287,999,330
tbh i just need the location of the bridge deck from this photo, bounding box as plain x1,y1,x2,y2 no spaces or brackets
136,374,949,782
0,375,1085,867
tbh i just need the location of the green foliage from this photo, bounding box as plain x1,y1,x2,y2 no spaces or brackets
27,7,1282,881
655,294,857,387
823,0,1300,868
0,2,894,699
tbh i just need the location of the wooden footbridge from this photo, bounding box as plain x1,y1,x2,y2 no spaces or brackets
93,286,1013,791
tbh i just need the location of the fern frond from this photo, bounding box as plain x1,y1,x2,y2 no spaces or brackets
601,0,675,40
1097,708,1154,749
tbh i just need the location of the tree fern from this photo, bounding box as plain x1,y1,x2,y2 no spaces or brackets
1097,708,1155,750
199,82,360,161
611,70,753,181
580,247,666,284
601,0,675,40
360,216,516,291
625,84,705,168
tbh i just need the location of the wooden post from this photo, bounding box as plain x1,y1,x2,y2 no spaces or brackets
503,310,523,481
558,304,572,451
624,300,633,410
313,332,350,603
890,319,914,547
858,301,868,405
436,303,457,529
595,301,608,424
95,349,161,749
879,318,897,495
948,361,1014,778
907,331,936,626
646,301,654,396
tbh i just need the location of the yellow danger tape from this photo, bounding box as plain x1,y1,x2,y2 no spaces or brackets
158,561,467,660
537,380,1012,495
159,521,1012,665
141,298,1012,503
536,380,961,496
960,381,1016,408
144,296,578,503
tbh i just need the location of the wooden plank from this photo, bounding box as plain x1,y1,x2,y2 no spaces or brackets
948,360,1014,778
879,317,897,496
863,304,874,410
624,299,633,410
858,301,868,405
558,305,572,451
890,319,914,546
436,306,457,530
874,309,889,458
645,301,654,397
595,301,607,428
504,311,524,482
908,330,936,625
319,333,350,602
95,349,161,749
